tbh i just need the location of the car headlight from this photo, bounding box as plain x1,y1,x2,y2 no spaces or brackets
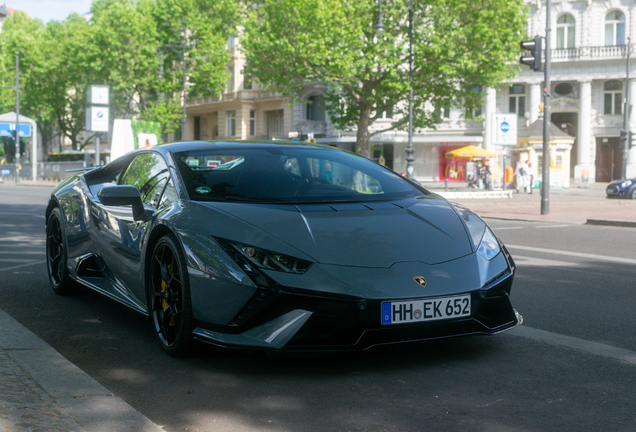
477,227,501,261
214,238,312,274
621,180,633,188
452,203,501,260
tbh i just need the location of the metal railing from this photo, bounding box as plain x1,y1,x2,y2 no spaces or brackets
551,45,630,60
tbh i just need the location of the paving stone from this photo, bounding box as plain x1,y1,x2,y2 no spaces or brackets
0,350,86,432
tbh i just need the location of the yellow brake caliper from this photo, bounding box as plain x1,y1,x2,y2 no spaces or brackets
161,263,175,326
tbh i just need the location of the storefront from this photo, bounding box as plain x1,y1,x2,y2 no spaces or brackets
515,120,574,189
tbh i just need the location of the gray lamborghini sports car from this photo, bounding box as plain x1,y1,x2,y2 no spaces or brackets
45,141,521,356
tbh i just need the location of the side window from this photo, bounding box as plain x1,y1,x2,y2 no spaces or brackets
120,153,171,208
159,179,178,208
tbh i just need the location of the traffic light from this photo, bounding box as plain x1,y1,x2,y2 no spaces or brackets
520,36,542,71
620,129,627,149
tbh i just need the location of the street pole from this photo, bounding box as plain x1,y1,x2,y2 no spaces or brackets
405,0,414,179
157,17,189,142
181,16,187,142
95,134,100,166
541,1,551,215
15,51,20,185
623,38,631,180
376,0,414,178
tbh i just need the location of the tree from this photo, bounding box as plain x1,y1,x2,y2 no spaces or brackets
242,0,527,158
0,11,58,158
90,0,238,134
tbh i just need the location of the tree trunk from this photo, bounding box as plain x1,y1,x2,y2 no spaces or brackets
355,105,373,158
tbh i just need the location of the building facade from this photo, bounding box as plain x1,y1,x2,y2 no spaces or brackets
182,0,636,184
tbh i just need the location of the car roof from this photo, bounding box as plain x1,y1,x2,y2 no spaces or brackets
145,140,340,157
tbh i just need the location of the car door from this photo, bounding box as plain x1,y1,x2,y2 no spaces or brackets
92,151,172,312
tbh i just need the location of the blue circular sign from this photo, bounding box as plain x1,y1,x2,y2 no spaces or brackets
500,121,509,133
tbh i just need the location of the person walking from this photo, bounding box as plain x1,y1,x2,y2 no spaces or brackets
526,162,535,194
513,160,524,193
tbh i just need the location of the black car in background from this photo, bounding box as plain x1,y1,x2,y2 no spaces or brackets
606,178,636,199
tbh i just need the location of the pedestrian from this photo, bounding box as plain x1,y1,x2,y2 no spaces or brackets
513,160,524,193
520,160,529,193
526,162,535,194
476,161,483,189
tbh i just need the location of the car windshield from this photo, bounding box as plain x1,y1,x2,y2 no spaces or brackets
173,146,425,203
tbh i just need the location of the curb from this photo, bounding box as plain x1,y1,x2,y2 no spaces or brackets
482,216,583,224
0,309,164,432
586,218,636,228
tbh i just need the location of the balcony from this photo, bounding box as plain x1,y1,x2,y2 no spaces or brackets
551,45,631,61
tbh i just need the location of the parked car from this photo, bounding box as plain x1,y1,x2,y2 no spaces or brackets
606,178,636,199
45,140,521,356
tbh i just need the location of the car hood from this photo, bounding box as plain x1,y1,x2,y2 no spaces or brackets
199,196,473,267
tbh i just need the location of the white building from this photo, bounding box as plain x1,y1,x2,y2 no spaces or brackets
183,0,636,185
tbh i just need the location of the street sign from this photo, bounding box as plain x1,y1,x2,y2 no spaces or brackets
87,85,110,106
0,123,32,137
86,106,110,132
492,114,518,146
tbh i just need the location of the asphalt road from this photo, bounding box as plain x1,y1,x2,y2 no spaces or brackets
1,185,635,432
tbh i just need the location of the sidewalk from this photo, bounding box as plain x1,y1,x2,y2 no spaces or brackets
0,309,163,432
423,181,636,226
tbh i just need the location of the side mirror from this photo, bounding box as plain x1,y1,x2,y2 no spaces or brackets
97,185,145,220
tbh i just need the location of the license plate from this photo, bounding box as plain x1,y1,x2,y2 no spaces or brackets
381,294,471,325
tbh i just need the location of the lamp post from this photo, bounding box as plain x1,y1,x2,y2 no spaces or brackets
15,51,20,184
376,0,415,179
157,17,189,142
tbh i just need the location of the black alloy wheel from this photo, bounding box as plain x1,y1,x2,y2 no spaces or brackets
149,234,195,356
46,207,78,295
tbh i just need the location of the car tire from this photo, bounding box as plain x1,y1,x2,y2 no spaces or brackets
148,234,196,356
46,207,80,295
630,188,636,199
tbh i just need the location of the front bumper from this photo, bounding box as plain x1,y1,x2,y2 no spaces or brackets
192,269,520,351
606,185,623,198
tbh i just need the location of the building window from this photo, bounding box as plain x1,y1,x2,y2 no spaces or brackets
267,110,284,137
380,106,393,119
605,10,625,46
194,116,200,140
554,82,573,96
307,95,326,121
433,103,450,121
466,85,482,118
227,67,235,93
604,80,623,115
509,84,526,117
243,70,252,90
557,14,575,49
226,111,236,136
250,110,256,136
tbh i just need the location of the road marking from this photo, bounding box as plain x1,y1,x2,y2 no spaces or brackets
493,227,523,230
0,260,46,273
512,255,578,267
534,224,571,229
0,251,45,255
0,258,44,263
0,236,46,242
506,244,636,265
0,212,46,218
508,326,636,366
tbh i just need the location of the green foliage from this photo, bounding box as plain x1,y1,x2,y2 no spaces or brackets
242,0,527,157
0,0,237,153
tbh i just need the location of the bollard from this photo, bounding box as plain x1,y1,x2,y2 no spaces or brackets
445,179,448,192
